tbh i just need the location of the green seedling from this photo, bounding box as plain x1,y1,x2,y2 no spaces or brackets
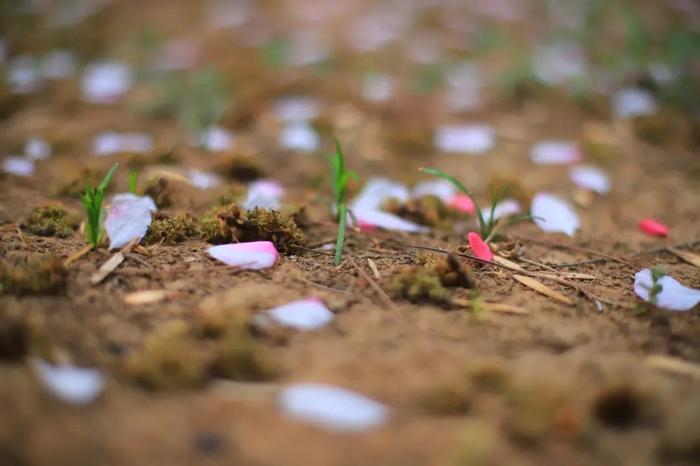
330,139,358,265
81,163,118,248
648,268,666,306
128,169,139,194
420,167,534,242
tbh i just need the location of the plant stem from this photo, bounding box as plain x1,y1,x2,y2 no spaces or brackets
335,203,347,265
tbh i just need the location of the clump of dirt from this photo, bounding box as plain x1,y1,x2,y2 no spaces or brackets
199,203,305,252
0,310,32,362
143,213,199,244
487,173,532,208
417,378,474,415
633,114,676,145
390,255,475,306
383,195,455,228
143,177,174,208
19,205,79,238
52,168,103,198
505,384,567,445
0,254,67,295
218,152,265,182
592,384,653,429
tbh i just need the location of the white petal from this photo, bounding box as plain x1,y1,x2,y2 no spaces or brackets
106,194,155,250
530,140,581,165
7,56,42,94
354,210,429,233
634,269,700,311
25,137,51,161
531,193,580,236
273,96,319,122
412,180,456,202
362,73,394,102
242,180,284,210
208,242,279,269
612,88,657,119
279,383,388,431
280,121,319,152
81,61,132,104
532,42,587,85
35,360,103,405
265,298,333,330
187,169,222,190
92,132,153,156
569,166,610,194
198,126,234,152
487,199,522,222
42,49,76,80
351,178,410,212
434,124,495,154
2,156,34,176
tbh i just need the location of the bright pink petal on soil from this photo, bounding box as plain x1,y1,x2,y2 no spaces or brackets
639,218,668,237
208,241,279,269
448,193,476,214
467,232,493,262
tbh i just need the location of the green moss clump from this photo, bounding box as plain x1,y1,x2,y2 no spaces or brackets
198,204,305,252
0,254,67,295
383,195,455,228
143,213,199,244
391,255,475,306
418,381,474,415
210,328,278,381
20,205,78,238
126,321,206,390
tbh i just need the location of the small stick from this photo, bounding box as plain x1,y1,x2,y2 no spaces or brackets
63,244,94,267
367,258,381,279
348,255,397,310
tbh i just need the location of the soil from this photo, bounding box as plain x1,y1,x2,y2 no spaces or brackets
1,1,700,466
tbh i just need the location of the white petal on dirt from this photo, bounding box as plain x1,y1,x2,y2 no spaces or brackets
279,383,388,431
355,210,429,233
265,298,334,330
280,121,319,152
273,96,319,122
530,140,581,165
351,178,410,212
486,199,522,222
569,166,610,194
198,126,234,152
531,193,580,236
35,360,104,405
7,56,42,94
287,31,331,66
434,124,495,154
187,169,222,190
208,0,253,29
81,61,132,104
42,49,76,79
412,180,456,202
612,88,657,119
532,42,588,84
106,194,156,250
634,269,700,311
25,137,51,161
2,156,34,176
93,132,153,156
208,241,279,270
242,179,285,210
362,73,394,102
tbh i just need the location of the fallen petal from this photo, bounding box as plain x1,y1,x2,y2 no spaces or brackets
351,178,409,212
634,269,700,311
569,166,610,194
434,124,495,154
280,121,319,152
81,61,132,104
531,193,580,236
25,137,51,161
187,169,222,190
208,241,279,269
265,298,333,330
530,140,581,165
488,199,522,222
448,193,476,214
106,194,156,250
412,180,455,202
467,232,493,261
35,360,104,405
242,179,285,210
612,87,657,119
354,210,429,233
639,218,668,237
2,156,34,176
279,383,388,431
197,126,234,152
93,132,153,156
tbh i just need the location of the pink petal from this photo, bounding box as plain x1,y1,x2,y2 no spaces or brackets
448,193,476,214
639,218,668,237
467,232,493,262
106,194,156,250
208,241,279,269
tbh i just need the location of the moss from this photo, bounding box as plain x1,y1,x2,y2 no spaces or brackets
20,205,78,238
0,254,67,295
209,328,278,381
505,385,562,445
143,212,199,244
418,380,473,415
469,362,509,393
391,265,452,306
582,141,620,166
453,420,499,466
383,195,455,228
433,254,476,289
199,204,305,252
126,321,207,390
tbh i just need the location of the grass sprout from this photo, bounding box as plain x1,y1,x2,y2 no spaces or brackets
330,139,358,265
420,167,534,242
128,169,138,194
81,163,118,248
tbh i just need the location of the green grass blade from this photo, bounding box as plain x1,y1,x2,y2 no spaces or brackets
335,203,347,266
98,163,119,193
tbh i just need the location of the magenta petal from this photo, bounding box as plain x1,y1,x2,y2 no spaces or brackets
448,193,476,214
208,241,279,269
639,218,668,237
467,232,493,261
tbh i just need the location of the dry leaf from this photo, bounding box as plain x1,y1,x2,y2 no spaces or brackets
667,247,700,268
482,303,530,315
513,274,573,305
493,255,525,271
91,252,126,284
122,289,179,305
645,355,700,379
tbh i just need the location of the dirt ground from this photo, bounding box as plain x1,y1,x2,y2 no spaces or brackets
1,1,700,465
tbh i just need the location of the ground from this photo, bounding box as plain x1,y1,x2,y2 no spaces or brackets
1,1,700,465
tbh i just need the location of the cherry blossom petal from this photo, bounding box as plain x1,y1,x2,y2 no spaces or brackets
412,180,455,202
273,96,319,122
639,218,668,237
634,269,700,311
569,166,610,194
487,199,522,222
354,210,429,233
81,61,132,104
612,88,657,119
7,56,42,94
434,124,495,154
106,194,156,250
448,193,476,214
35,360,104,405
2,156,34,176
531,193,580,236
93,132,153,156
208,241,279,269
279,383,388,431
532,42,588,85
280,121,319,152
362,73,394,102
352,178,409,212
196,126,234,152
42,49,76,79
530,140,581,165
242,179,285,210
264,298,333,330
467,232,493,261
25,137,51,161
